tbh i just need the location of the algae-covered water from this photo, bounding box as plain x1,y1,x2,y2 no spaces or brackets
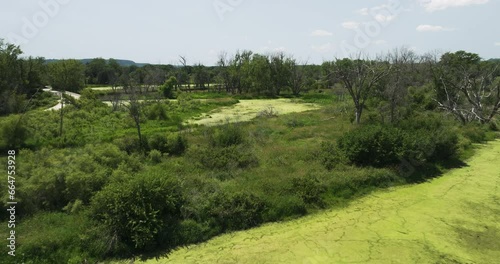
140,140,500,263
186,99,320,126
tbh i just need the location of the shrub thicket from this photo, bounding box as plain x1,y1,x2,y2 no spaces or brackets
90,168,183,252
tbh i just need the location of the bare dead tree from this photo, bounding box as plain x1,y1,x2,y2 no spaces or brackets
333,54,392,124
122,77,144,151
384,47,418,123
430,51,500,124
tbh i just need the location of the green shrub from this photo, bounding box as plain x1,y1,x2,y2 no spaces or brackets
174,219,213,245
318,141,347,170
149,133,187,156
0,116,28,149
16,212,97,264
166,133,188,156
205,191,266,232
114,136,146,154
428,128,459,162
148,149,162,163
194,145,259,170
148,133,169,153
90,169,183,251
208,123,245,147
337,125,406,167
460,124,488,143
145,103,168,120
262,195,307,222
291,175,327,206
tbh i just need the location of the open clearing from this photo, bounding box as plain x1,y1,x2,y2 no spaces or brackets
186,99,320,126
139,140,500,263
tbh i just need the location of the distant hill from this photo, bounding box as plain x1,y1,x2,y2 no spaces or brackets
45,59,149,67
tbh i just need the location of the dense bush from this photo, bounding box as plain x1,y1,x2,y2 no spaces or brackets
0,116,29,149
90,168,183,252
7,144,133,218
16,213,93,264
148,133,187,156
145,102,168,120
204,191,266,232
262,195,307,222
291,175,327,206
208,123,245,147
194,145,259,170
336,121,460,168
317,141,347,170
337,125,407,167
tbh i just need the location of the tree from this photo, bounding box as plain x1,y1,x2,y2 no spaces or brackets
160,76,177,98
192,63,210,90
381,47,418,123
216,51,231,93
431,51,500,124
48,59,85,92
288,59,308,96
0,40,25,115
269,52,292,96
48,59,85,139
121,74,145,151
249,54,271,95
85,58,108,85
332,56,391,124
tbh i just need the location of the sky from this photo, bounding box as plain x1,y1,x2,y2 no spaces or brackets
1,0,499,65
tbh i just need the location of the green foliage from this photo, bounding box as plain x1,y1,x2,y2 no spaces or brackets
145,102,168,120
0,116,28,149
262,195,307,222
7,144,135,218
317,141,347,170
338,125,407,167
205,191,266,232
148,149,163,163
208,123,245,147
48,59,85,92
148,133,187,156
291,175,327,206
15,213,94,264
337,120,460,168
193,145,259,170
160,76,177,98
90,168,183,251
329,168,401,198
174,219,213,245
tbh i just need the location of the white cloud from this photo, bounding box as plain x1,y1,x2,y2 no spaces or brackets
311,29,333,37
419,0,489,12
416,24,454,32
342,21,360,30
374,14,395,23
311,43,335,53
356,7,369,15
495,42,500,46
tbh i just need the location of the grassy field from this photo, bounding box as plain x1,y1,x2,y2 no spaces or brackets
134,140,500,264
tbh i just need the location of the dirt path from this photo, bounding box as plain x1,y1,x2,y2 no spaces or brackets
142,140,500,263
45,90,81,111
